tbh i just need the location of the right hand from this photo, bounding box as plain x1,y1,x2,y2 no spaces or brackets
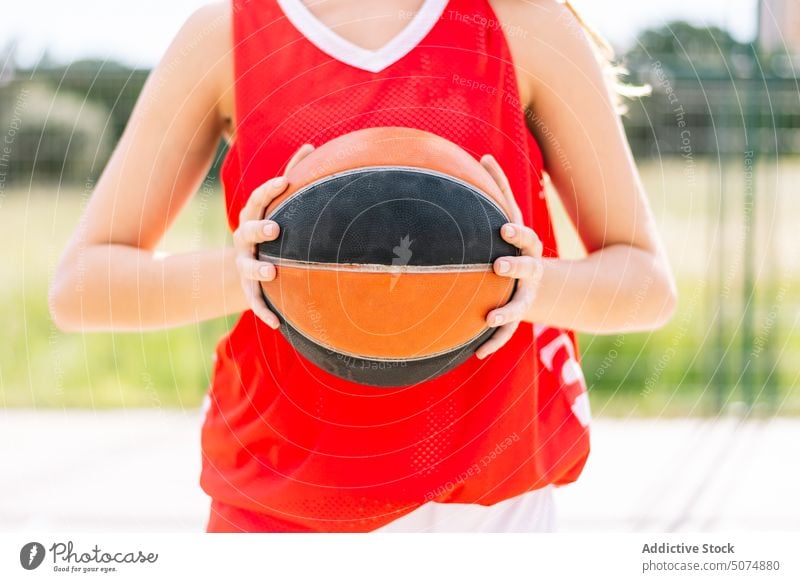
233,143,315,328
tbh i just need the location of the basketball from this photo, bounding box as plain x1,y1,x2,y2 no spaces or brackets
258,126,518,387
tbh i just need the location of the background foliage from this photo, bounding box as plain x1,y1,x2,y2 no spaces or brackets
1,22,797,415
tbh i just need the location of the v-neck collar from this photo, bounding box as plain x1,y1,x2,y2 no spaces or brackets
276,0,450,73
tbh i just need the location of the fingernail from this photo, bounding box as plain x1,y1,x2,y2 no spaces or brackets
496,260,510,274
269,176,287,189
259,265,272,278
492,314,504,326
263,222,276,236
503,225,515,238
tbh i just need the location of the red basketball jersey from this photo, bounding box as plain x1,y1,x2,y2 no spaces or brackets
201,0,591,532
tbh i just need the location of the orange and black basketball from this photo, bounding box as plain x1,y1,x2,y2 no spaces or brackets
258,126,518,387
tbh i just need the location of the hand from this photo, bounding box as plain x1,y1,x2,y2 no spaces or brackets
475,154,544,360
233,143,315,328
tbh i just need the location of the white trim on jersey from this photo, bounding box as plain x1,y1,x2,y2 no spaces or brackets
375,486,557,533
276,0,450,73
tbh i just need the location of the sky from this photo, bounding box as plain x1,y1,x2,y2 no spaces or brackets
2,0,759,68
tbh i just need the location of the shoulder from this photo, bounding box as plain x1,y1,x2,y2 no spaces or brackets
156,2,234,126
489,0,606,106
160,2,232,82
172,1,232,61
182,1,231,34
489,0,592,53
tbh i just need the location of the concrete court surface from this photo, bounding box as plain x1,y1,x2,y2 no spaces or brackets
1,410,798,533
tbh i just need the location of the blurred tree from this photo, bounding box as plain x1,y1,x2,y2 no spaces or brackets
0,82,112,184
615,20,795,158
9,59,228,187
624,21,756,78
27,59,149,142
0,40,17,86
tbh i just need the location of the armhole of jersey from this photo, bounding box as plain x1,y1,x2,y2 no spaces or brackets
222,0,249,232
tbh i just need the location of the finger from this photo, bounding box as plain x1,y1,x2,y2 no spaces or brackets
486,285,536,327
493,256,544,281
475,322,519,360
239,176,289,223
233,220,280,249
480,154,524,224
285,143,315,173
242,279,280,329
480,154,513,198
501,223,543,257
236,256,277,282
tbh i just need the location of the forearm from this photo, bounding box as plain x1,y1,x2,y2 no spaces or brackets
524,244,676,334
50,245,247,332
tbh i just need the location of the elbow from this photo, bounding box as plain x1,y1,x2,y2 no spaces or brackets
648,267,678,330
621,249,677,333
659,281,678,328
48,263,82,332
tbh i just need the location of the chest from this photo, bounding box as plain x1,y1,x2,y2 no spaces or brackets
219,0,533,138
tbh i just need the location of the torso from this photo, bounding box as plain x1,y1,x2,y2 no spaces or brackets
214,0,536,143
200,0,591,532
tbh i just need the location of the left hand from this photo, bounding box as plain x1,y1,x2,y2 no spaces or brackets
475,154,545,360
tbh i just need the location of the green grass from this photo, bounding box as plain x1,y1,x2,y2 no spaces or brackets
570,157,800,417
1,185,234,409
1,158,798,415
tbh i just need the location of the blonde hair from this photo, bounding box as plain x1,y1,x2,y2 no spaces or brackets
561,0,650,111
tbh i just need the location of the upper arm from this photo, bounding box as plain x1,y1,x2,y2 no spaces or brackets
70,2,232,252
506,1,661,257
